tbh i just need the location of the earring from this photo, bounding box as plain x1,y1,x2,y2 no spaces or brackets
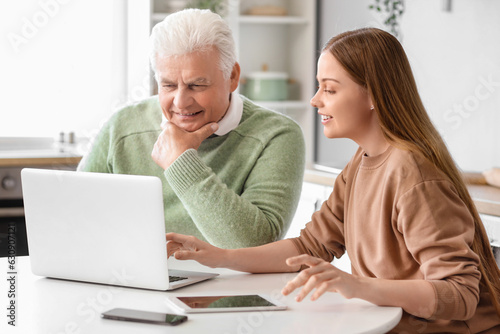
370,106,374,111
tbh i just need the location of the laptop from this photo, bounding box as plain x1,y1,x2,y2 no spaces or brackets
20,168,218,290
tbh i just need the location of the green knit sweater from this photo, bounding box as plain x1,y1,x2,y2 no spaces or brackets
79,95,305,248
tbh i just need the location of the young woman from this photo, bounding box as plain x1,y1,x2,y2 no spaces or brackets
166,28,500,332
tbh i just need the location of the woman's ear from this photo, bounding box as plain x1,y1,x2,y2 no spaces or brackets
368,95,374,111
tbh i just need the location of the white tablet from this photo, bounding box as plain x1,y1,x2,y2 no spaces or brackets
166,294,288,313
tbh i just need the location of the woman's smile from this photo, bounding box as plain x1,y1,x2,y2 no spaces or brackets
320,113,333,124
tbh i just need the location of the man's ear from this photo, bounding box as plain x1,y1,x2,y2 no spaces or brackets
230,62,241,92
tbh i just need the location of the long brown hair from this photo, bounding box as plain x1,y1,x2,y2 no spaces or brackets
323,27,500,315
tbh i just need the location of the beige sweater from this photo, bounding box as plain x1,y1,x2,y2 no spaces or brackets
291,146,500,333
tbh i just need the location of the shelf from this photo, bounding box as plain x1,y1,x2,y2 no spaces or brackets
253,100,309,110
238,15,308,25
152,13,309,25
143,0,317,165
151,13,169,22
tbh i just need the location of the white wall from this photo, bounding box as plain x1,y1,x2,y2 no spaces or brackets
403,0,500,171
317,0,500,172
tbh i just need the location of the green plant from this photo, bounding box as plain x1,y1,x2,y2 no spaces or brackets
188,0,227,16
369,0,405,39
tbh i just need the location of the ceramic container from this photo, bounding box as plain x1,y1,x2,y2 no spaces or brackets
244,71,288,101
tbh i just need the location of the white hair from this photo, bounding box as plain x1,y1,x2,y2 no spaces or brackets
150,8,236,80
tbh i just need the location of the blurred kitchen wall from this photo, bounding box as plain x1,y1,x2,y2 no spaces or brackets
316,0,500,172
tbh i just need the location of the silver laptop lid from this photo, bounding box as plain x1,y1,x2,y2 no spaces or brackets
21,168,170,290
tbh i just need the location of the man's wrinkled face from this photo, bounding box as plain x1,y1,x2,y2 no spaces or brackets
156,47,239,132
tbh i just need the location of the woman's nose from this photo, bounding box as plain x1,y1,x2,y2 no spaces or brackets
310,90,321,108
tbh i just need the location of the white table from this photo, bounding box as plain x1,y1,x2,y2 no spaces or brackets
1,257,402,334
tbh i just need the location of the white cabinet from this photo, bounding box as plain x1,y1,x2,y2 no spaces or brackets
232,0,317,164
481,214,500,267
285,181,332,239
286,180,352,273
141,0,317,165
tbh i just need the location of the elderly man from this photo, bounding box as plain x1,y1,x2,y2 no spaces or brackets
79,9,305,249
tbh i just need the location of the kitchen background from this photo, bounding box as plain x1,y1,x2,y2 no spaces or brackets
315,0,500,271
1,0,500,264
316,0,500,173
1,0,499,172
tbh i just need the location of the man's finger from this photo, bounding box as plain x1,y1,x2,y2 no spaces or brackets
160,119,168,129
195,122,218,141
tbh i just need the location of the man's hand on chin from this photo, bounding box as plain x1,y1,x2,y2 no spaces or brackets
151,121,219,169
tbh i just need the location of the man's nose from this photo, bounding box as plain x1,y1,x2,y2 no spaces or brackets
173,88,193,109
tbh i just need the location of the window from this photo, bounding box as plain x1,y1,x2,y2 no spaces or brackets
0,0,126,138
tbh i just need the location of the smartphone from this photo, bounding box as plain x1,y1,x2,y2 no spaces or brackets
101,308,187,326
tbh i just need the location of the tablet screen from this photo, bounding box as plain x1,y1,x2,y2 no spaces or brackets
177,295,276,309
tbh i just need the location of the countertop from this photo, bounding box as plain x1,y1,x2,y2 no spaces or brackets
1,153,498,217
305,169,500,217
467,184,500,217
0,155,82,167
303,167,337,187
0,137,84,167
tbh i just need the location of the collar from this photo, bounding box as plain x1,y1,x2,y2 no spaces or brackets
214,92,243,136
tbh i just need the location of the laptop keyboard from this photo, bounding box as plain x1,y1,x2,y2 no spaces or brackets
169,275,188,283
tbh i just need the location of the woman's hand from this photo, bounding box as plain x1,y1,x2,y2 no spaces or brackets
166,232,225,268
282,254,437,319
282,254,360,302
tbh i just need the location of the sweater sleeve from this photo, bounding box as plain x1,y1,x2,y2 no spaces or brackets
165,124,305,249
290,169,347,262
397,180,481,320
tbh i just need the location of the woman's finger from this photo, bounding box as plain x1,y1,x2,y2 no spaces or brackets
166,232,189,243
173,250,196,261
282,258,343,302
294,271,334,302
310,280,335,301
281,274,306,296
286,254,323,267
166,241,183,258
281,264,328,297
